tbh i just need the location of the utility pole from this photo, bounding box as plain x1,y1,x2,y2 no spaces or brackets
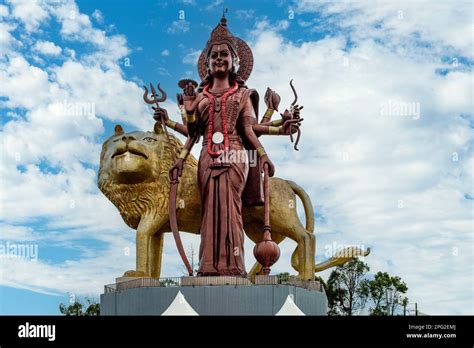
415,302,418,316
190,246,195,274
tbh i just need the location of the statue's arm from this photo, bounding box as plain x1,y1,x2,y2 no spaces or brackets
252,120,301,136
260,117,284,126
253,108,303,136
259,87,282,125
169,134,196,178
153,107,189,137
240,99,275,177
179,135,196,160
165,117,189,137
256,87,303,134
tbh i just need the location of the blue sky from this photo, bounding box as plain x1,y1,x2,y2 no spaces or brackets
0,0,472,315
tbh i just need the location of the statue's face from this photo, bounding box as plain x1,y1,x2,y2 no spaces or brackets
208,44,233,77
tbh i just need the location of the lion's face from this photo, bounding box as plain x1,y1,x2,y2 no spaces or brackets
98,123,196,229
99,127,163,185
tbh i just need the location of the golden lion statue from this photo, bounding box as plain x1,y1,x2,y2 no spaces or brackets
98,124,369,280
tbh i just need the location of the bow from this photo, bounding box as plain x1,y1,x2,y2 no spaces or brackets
142,82,191,275
169,166,194,276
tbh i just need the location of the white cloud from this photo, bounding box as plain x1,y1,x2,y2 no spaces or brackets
0,55,64,110
0,0,156,299
167,20,190,34
0,232,135,295
161,49,170,56
182,49,201,65
252,18,289,33
296,0,473,57
0,21,17,53
243,4,472,314
91,9,103,24
33,40,62,55
235,9,255,20
0,224,38,242
206,0,223,11
8,0,49,31
157,67,170,76
48,1,129,66
0,4,9,17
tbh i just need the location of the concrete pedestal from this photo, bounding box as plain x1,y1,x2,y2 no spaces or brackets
100,279,328,315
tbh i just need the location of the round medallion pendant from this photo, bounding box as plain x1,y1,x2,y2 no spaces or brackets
212,131,224,144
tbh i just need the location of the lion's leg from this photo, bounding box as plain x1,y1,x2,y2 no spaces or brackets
290,230,315,280
135,216,167,277
308,233,316,278
150,233,164,278
291,247,299,271
136,232,151,276
123,232,150,277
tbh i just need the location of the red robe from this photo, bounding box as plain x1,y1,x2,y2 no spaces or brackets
195,86,262,276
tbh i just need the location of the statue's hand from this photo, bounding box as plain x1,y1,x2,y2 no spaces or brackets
259,154,275,177
281,104,303,122
264,87,281,111
169,158,184,179
290,104,304,119
183,82,197,114
153,107,169,123
177,93,184,107
281,118,303,135
281,109,292,122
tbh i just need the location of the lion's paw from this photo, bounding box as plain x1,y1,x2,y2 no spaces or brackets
123,270,147,277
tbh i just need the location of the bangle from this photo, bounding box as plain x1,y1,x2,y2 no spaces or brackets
270,119,283,126
181,108,196,124
166,119,177,130
186,111,196,124
256,147,266,157
263,108,274,120
268,126,280,135
178,149,189,159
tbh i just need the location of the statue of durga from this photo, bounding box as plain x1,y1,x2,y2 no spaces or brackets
154,15,303,276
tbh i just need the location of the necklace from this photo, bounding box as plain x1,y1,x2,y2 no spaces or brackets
203,82,239,157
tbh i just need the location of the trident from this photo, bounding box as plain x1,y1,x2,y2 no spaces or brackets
143,83,174,159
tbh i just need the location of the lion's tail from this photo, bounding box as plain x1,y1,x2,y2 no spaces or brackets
315,247,371,272
287,180,315,233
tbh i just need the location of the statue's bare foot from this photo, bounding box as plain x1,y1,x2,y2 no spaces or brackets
123,270,147,277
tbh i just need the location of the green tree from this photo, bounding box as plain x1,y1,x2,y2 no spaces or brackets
160,278,179,286
277,272,290,282
59,297,100,316
401,297,409,316
314,275,327,290
367,272,408,316
326,259,370,316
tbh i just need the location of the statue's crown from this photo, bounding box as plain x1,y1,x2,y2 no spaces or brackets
204,14,238,58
